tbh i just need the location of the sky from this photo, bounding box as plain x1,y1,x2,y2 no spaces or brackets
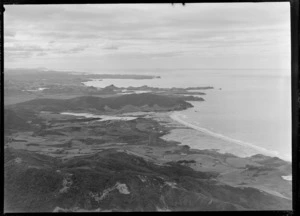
4,3,291,74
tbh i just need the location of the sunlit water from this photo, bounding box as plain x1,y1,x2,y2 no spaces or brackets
83,69,291,161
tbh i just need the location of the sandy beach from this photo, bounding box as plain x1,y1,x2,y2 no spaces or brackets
162,111,282,159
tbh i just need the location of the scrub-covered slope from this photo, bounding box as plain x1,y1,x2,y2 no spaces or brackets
4,148,291,212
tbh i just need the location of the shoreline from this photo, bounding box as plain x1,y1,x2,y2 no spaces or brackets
60,109,290,162
168,111,290,161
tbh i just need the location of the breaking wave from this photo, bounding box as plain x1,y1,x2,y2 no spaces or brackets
170,112,280,158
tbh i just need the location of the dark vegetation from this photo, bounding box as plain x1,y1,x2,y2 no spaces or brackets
8,93,194,113
77,138,106,145
249,154,288,167
177,160,197,164
4,148,292,212
4,109,34,133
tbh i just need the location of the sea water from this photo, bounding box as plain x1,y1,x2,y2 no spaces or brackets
83,69,291,161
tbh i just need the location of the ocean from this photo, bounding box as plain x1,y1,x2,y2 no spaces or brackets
83,69,291,161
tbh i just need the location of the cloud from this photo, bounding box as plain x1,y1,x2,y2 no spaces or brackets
4,29,16,38
148,51,184,59
67,45,89,53
103,46,119,50
5,44,46,59
37,52,47,57
102,44,119,50
5,42,89,60
4,3,290,70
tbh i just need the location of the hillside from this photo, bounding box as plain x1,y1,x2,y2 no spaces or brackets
4,109,34,133
10,93,194,113
4,148,292,212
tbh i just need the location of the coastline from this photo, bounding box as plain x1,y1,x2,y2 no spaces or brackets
5,106,293,208
166,111,288,161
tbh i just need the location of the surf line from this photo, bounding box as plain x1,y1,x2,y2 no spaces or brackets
170,112,279,158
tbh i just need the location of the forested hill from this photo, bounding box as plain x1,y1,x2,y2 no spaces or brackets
8,93,195,113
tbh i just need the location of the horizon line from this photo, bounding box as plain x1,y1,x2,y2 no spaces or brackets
4,67,291,71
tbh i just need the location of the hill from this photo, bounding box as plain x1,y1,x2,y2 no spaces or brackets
4,109,34,133
4,148,292,212
10,93,194,113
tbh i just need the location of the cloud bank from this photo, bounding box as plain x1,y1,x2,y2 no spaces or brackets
4,3,291,73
